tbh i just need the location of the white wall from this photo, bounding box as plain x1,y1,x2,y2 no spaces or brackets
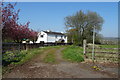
36,31,67,43
47,34,55,42
64,36,67,43
47,34,67,43
36,31,47,43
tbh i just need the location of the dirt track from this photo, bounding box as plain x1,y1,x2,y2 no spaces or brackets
3,47,118,78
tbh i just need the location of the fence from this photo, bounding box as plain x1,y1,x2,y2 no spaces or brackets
2,42,73,53
85,47,119,63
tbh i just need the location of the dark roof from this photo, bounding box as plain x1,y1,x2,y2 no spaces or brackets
43,31,65,35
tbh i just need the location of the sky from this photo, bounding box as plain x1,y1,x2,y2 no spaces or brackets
10,2,118,37
4,0,119,2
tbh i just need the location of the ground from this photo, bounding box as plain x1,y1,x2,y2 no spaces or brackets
3,46,118,78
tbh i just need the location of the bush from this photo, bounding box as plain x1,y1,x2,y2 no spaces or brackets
2,51,25,66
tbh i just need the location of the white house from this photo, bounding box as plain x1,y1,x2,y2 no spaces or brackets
36,30,67,43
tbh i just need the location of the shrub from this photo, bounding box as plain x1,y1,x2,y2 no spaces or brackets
2,51,25,66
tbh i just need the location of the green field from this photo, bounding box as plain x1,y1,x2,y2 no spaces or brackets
98,44,118,48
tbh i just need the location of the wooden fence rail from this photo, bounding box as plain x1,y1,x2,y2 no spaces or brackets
86,47,119,54
85,47,119,63
86,51,118,54
86,48,119,50
2,43,73,53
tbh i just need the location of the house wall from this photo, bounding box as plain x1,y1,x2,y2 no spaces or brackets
36,31,47,43
47,34,55,42
36,31,67,43
47,34,67,43
55,35,62,41
65,37,67,43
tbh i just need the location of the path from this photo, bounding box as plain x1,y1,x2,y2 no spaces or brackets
3,47,116,78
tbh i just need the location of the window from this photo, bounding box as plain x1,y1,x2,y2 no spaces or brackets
41,35,43,37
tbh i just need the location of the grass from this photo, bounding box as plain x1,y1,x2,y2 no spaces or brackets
62,45,84,62
14,48,43,65
43,53,56,63
43,47,62,63
3,46,61,66
2,46,60,74
2,47,45,74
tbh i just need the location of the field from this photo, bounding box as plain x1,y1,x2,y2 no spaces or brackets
99,44,118,48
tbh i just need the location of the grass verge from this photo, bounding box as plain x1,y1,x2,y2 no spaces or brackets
2,46,60,74
14,48,43,65
62,45,84,62
2,47,44,74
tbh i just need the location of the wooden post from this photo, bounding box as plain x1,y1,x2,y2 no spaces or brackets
83,40,87,58
26,43,29,51
92,26,95,63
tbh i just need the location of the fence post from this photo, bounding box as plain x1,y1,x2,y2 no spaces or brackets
92,26,95,63
83,40,87,58
25,43,28,51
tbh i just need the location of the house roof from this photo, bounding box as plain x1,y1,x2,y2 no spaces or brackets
43,31,65,35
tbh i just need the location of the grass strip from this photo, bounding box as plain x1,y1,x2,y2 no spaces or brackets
43,48,57,63
62,45,84,62
43,53,56,63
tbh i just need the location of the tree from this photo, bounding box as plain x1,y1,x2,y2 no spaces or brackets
2,2,19,41
2,2,38,43
65,10,104,45
29,29,38,42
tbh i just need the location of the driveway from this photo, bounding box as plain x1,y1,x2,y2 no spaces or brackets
3,47,118,78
